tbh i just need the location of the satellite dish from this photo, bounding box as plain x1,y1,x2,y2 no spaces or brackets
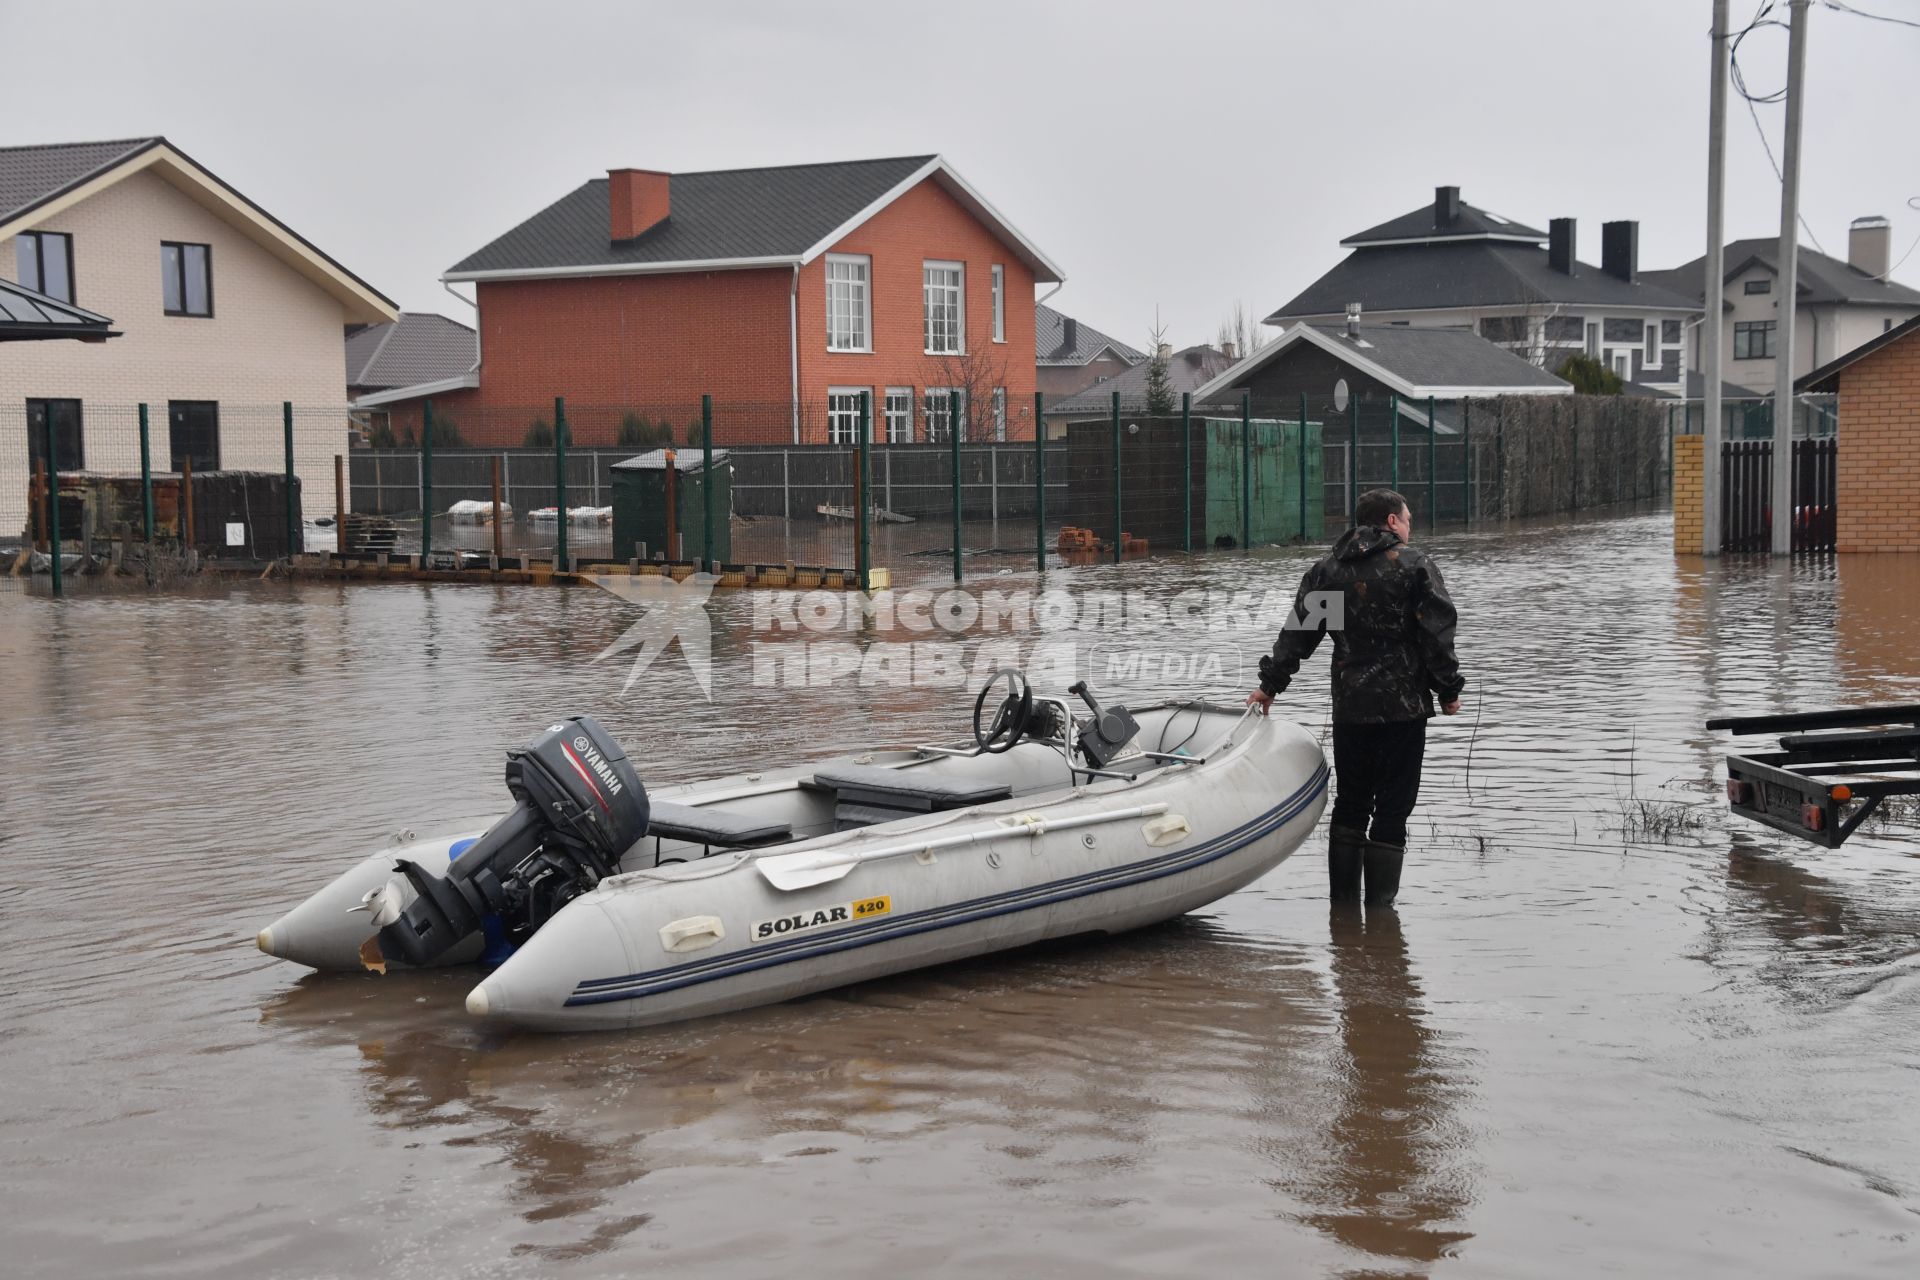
1333,379,1350,413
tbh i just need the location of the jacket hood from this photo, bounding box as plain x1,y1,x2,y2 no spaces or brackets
1332,524,1402,562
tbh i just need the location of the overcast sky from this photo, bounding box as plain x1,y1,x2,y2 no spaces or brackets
11,0,1917,346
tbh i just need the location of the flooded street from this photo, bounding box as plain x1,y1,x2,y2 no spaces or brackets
2,508,1917,1278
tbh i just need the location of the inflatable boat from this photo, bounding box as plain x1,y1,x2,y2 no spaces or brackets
257,671,1329,1032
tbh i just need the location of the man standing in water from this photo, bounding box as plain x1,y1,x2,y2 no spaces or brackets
1247,489,1464,906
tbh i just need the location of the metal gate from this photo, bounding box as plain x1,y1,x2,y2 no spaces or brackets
1720,438,1836,553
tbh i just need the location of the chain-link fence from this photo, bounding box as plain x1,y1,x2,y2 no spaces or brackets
9,387,1694,594
2,399,346,589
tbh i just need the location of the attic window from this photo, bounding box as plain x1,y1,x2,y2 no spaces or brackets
1484,212,1510,226
1744,279,1772,295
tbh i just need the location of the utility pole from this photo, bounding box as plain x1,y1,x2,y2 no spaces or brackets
1772,0,1811,555
1702,0,1731,557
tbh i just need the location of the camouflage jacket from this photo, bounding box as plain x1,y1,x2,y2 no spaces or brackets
1259,525,1465,723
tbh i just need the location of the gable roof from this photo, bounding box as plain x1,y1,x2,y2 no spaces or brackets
1045,344,1238,413
0,137,396,324
346,312,478,390
1195,323,1572,402
1797,310,1920,392
1268,241,1698,322
1036,304,1145,366
0,276,118,342
1641,238,1920,308
444,154,1063,284
1342,197,1547,247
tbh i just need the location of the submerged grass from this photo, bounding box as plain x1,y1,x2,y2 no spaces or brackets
1613,798,1716,844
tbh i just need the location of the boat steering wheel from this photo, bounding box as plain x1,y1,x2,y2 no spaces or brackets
972,667,1034,755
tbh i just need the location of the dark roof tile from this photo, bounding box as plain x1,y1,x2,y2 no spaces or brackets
0,138,160,223
447,155,938,275
1035,304,1145,365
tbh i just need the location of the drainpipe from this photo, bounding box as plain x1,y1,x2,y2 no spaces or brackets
790,264,801,444
1036,281,1063,309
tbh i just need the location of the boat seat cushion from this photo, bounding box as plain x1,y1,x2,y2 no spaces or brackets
647,800,792,848
812,763,1011,812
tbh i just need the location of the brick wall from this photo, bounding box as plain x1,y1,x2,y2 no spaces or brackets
1672,433,1703,555
1834,328,1920,553
434,174,1044,447
801,177,1039,442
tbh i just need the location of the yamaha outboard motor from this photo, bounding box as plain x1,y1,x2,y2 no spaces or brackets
377,716,649,967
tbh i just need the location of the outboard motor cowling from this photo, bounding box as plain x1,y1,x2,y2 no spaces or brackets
377,716,648,967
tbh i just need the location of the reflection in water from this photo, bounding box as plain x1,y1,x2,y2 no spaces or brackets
6,510,1920,1276
1302,906,1472,1268
260,973,660,1262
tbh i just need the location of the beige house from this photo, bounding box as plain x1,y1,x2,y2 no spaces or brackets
1642,220,1920,394
1,137,395,533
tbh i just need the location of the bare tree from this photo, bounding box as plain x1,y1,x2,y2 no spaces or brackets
1215,300,1272,360
935,344,1014,441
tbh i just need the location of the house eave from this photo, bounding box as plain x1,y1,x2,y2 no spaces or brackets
351,372,480,407
444,255,803,283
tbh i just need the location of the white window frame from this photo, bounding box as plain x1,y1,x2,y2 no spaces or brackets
1611,351,1631,381
884,387,914,444
827,387,871,445
923,260,965,355
991,264,1005,343
1643,323,1658,367
924,387,965,443
992,387,1006,441
825,254,871,353
1585,322,1599,357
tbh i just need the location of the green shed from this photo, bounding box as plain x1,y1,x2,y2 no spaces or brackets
611,448,732,563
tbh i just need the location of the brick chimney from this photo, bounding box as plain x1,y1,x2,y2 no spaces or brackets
1601,220,1638,283
1549,218,1577,275
609,168,671,241
1434,185,1460,228
1220,341,1237,360
1849,215,1891,277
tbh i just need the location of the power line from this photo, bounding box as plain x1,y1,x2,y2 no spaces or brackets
1730,1,1828,254
1820,1,1920,31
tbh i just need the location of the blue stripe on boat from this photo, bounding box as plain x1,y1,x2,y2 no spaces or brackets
562,762,1328,1008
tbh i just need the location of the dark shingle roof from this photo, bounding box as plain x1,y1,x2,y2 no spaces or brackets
1306,325,1568,390
1342,197,1546,246
1046,344,1237,412
447,155,938,275
346,312,478,390
0,138,160,224
1268,241,1698,321
0,276,117,341
1035,304,1145,366
1641,238,1920,308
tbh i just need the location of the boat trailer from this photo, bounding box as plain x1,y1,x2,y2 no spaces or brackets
1708,704,1920,848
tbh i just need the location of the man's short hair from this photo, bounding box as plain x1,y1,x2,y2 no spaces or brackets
1355,488,1409,528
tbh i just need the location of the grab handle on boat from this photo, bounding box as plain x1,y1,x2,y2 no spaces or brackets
755,802,1170,892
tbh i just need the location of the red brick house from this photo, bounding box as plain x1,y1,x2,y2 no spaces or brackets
356,155,1063,446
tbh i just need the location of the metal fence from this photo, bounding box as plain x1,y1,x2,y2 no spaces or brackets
10,387,1691,595
2,399,349,593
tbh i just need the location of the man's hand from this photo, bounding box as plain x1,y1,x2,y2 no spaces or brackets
1246,689,1274,716
1441,699,1462,716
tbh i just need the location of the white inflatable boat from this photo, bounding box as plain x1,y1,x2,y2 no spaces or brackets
257,673,1328,1032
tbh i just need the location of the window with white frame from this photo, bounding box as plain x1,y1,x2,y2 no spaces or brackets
991,264,1005,343
1644,324,1658,366
826,255,871,352
924,262,964,354
924,388,964,443
992,387,1006,441
827,389,869,444
884,388,914,443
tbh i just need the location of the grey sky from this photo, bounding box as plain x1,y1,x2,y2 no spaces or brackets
10,0,1916,348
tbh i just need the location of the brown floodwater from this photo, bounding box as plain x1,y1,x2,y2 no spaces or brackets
2,508,1917,1278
